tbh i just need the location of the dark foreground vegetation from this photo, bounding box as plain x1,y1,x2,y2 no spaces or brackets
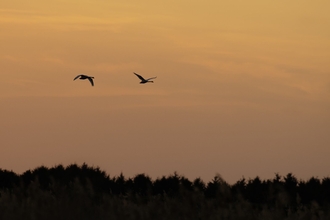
0,164,330,220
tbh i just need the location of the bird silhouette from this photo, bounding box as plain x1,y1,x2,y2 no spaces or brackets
133,72,157,84
73,74,94,86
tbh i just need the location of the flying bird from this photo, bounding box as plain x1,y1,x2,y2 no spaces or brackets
73,74,94,86
133,72,157,84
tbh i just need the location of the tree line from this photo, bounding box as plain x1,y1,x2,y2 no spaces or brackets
0,163,329,220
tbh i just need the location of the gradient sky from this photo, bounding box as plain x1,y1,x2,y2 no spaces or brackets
1,1,330,183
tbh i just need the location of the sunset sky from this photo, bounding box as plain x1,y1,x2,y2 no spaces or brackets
1,1,329,183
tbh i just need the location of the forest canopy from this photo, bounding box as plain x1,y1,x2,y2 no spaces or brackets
0,163,330,220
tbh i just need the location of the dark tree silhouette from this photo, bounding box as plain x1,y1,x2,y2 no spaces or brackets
132,173,152,196
299,176,322,205
192,177,206,192
1,163,330,220
244,176,269,205
153,173,181,197
0,169,19,190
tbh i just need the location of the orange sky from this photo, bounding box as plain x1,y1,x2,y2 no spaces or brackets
1,1,330,183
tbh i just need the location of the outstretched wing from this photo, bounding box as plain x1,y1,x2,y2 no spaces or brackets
133,72,146,81
88,77,94,86
73,75,82,80
146,76,157,81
